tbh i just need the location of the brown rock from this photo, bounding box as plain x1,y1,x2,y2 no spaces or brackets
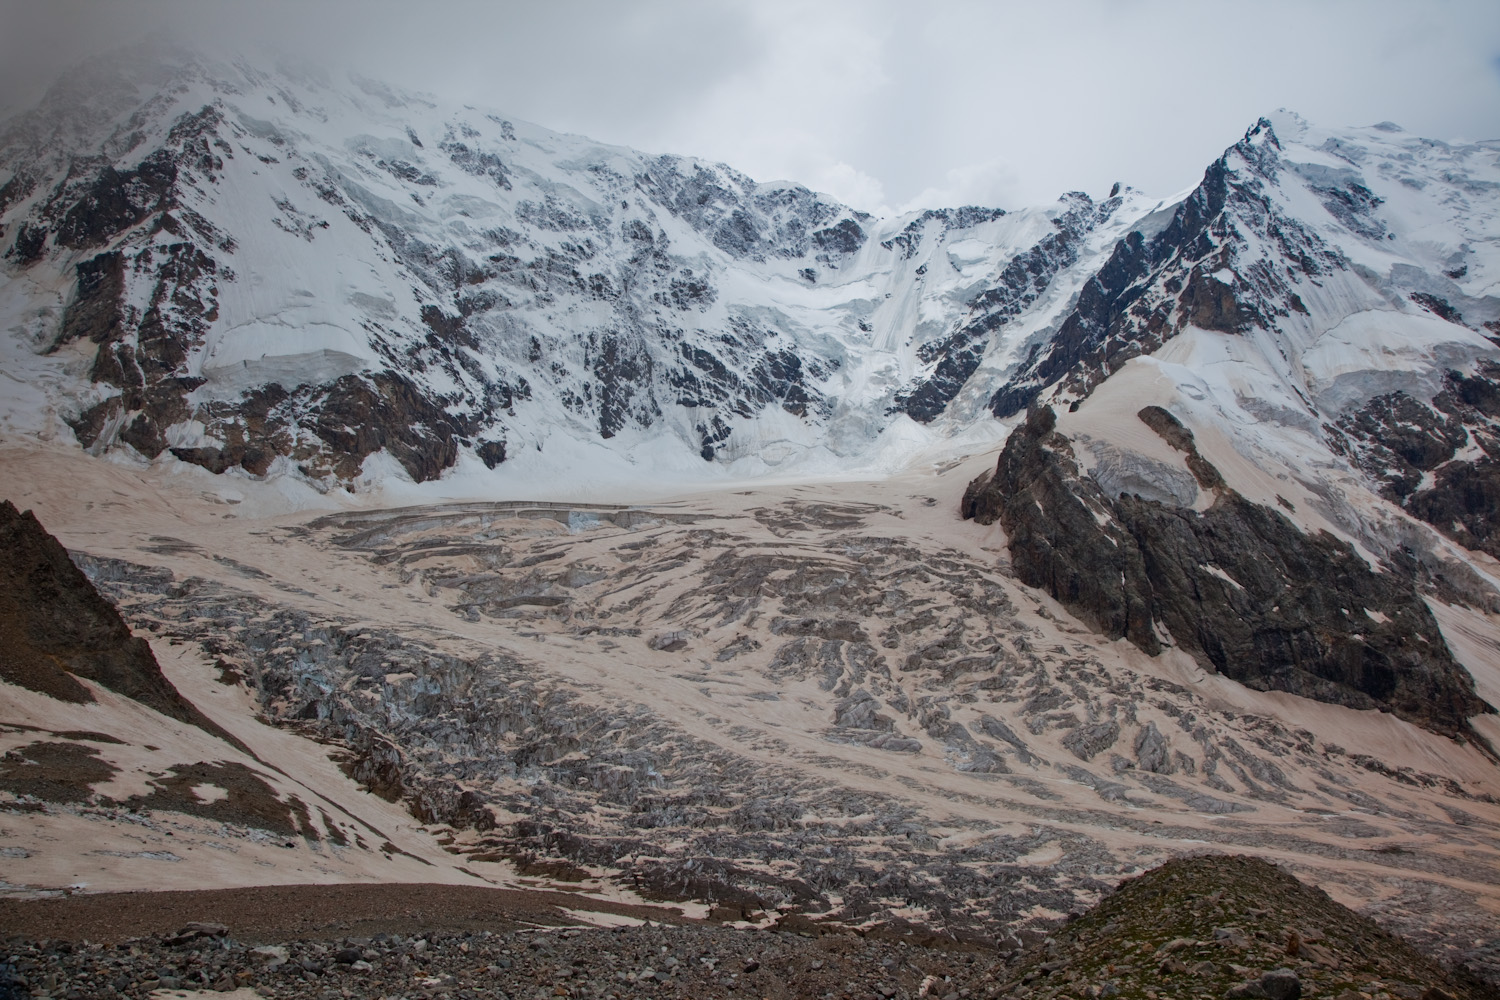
0,501,225,744
960,406,1492,739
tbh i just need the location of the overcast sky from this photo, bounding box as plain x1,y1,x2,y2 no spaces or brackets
4,0,1499,214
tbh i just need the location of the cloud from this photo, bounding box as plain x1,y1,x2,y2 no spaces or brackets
3,0,1498,214
0,1,767,125
900,157,1024,215
805,161,890,215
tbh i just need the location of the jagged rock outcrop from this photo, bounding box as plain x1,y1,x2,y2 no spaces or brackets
1337,362,1500,560
963,405,1159,650
962,406,1491,738
0,500,233,744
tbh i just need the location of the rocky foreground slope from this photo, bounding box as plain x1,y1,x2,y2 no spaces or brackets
2,856,1491,1000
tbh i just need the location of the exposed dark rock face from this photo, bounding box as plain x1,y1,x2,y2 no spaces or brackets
168,372,478,483
56,250,127,349
962,406,1491,738
988,119,1341,417
1411,291,1466,325
1406,459,1500,559
475,439,507,469
591,331,658,439
62,239,219,459
308,373,474,483
668,325,835,459
7,101,238,469
51,151,178,251
0,500,234,744
639,157,868,264
1336,362,1500,559
878,205,1006,260
963,405,1159,651
1337,391,1468,500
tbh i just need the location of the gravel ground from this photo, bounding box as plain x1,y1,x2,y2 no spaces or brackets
5,859,1493,1000
0,882,679,944
2,919,1003,1000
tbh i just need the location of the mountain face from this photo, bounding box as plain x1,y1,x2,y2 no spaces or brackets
961,405,1490,740
4,51,1495,510
950,111,1500,741
0,47,1164,488
973,114,1500,583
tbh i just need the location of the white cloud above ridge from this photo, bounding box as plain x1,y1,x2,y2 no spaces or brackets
2,0,1498,216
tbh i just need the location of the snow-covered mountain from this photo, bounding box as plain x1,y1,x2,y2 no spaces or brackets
0,46,1163,491
961,110,1500,603
1,46,1498,556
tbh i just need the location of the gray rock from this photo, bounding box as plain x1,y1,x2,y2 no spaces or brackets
1213,926,1250,949
1133,721,1174,773
1225,967,1301,1000
975,713,1036,764
832,689,894,731
1260,968,1302,1000
1063,721,1120,761
955,746,1010,774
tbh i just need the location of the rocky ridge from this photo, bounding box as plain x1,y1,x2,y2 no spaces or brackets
984,118,1344,418
0,499,232,746
961,405,1491,740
